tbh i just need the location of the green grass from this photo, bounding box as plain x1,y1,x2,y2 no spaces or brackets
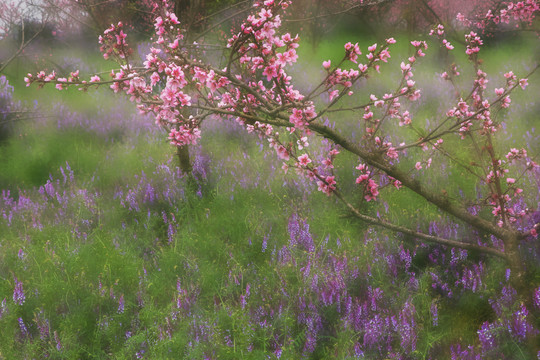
1,26,539,359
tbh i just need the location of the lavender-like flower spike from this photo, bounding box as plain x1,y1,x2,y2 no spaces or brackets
430,301,438,326
510,303,537,342
18,317,30,338
35,310,50,340
534,286,540,310
54,330,62,351
477,321,498,350
13,277,25,305
118,294,125,314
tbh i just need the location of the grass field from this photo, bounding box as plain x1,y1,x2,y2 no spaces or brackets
0,28,539,359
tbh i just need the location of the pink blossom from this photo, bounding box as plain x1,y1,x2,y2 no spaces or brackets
443,39,454,50
322,60,331,69
363,111,373,121
276,145,289,161
364,179,379,201
328,90,339,101
169,39,179,49
150,72,160,86
400,62,411,72
167,12,179,24
399,111,411,126
328,149,339,157
317,176,336,196
115,30,127,45
379,49,391,62
504,71,515,79
289,108,305,128
386,147,399,159
322,158,334,169
298,154,312,166
168,126,201,146
276,49,298,66
177,92,191,106
262,64,279,81
297,136,309,149
501,96,511,108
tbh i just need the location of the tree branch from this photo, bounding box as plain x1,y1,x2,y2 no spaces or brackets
0,20,44,74
332,188,508,259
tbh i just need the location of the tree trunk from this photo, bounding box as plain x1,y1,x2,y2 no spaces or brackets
505,233,528,297
176,145,192,174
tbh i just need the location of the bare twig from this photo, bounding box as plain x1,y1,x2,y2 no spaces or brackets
0,20,45,74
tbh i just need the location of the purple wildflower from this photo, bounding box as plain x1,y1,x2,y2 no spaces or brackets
18,317,29,338
430,302,438,326
477,321,498,350
456,262,484,292
54,330,62,351
363,314,386,349
35,310,50,340
13,277,25,305
167,222,176,244
489,285,516,317
510,303,536,341
450,344,482,360
288,214,315,252
399,245,412,270
262,233,268,252
118,294,125,314
18,248,26,261
354,342,364,358
398,301,417,351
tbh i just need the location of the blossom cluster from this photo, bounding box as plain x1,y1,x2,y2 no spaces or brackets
458,0,540,32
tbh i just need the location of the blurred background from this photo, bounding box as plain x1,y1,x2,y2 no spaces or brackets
1,1,539,359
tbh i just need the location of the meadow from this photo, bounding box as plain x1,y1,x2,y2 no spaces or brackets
0,24,539,360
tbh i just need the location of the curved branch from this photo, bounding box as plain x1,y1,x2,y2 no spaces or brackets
332,189,507,259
